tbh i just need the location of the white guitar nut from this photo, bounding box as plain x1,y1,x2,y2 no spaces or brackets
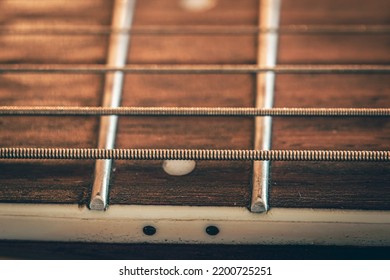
179,0,217,12
162,160,196,176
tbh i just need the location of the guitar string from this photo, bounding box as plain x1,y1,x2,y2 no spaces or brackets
1,25,389,35
1,148,388,162
0,106,389,117
1,64,389,73
1,17,389,162
1,3,388,216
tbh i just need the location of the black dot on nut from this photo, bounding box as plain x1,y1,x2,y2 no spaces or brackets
205,225,220,236
143,225,156,236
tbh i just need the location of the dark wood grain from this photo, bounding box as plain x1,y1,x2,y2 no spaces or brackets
0,1,112,203
271,0,390,210
111,74,255,206
133,0,258,26
280,0,390,25
0,0,112,64
113,1,258,206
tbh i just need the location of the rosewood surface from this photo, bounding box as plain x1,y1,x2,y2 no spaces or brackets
0,0,389,210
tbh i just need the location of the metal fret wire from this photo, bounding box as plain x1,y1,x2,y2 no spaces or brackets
1,64,389,73
1,25,389,35
1,148,388,162
0,106,389,117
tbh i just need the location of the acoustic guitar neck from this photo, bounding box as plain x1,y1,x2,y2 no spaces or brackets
0,0,389,247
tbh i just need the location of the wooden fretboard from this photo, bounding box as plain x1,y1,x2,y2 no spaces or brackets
0,0,389,211
1,0,390,260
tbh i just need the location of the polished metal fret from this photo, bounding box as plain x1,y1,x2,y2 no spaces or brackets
251,0,281,212
90,0,136,211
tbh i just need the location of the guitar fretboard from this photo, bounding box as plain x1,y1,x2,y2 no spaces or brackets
0,0,389,211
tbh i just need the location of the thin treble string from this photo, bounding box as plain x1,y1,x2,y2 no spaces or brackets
0,25,389,35
0,64,389,74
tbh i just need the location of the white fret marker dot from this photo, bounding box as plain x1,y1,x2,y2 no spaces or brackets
162,160,196,176
179,0,217,11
